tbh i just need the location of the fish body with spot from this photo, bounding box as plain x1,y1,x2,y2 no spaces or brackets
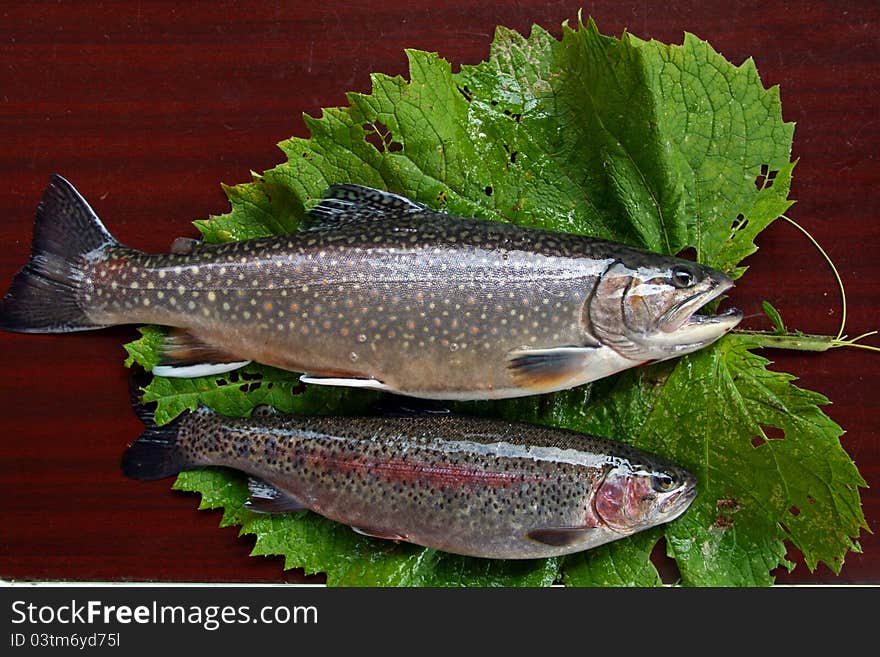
123,403,697,559
0,176,742,399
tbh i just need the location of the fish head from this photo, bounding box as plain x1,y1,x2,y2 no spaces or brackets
587,255,742,361
593,459,697,535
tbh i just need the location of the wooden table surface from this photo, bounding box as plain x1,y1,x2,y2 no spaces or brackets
0,0,877,585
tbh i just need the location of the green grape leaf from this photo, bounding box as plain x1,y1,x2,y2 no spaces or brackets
563,529,663,587
126,17,867,586
123,325,165,370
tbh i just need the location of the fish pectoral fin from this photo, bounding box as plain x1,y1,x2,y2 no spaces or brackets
506,346,598,389
305,184,426,229
151,328,251,379
527,526,594,547
351,526,407,542
300,374,390,391
245,477,310,514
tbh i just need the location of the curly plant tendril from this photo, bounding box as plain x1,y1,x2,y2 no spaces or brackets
734,214,879,353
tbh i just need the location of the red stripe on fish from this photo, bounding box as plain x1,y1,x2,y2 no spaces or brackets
302,452,546,489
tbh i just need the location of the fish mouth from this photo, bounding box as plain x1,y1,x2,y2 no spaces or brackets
658,276,742,348
660,484,698,518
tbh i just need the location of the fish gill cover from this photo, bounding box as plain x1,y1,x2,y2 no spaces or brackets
123,17,867,586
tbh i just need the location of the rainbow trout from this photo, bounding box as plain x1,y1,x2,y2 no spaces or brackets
123,403,697,559
0,175,741,399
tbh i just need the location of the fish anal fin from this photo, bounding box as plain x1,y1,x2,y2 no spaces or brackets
245,478,309,514
151,328,251,378
506,346,598,389
351,526,407,542
527,526,594,547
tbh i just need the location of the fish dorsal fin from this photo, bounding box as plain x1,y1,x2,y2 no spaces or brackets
245,477,310,514
169,237,201,255
307,184,427,228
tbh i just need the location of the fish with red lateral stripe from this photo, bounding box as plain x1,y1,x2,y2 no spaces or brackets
122,401,697,559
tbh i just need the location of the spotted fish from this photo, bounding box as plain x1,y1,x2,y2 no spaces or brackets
123,401,697,559
0,175,741,399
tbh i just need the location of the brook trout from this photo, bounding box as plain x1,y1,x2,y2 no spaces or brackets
123,403,697,559
0,175,741,399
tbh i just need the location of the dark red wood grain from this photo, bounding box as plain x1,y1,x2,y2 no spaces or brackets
0,0,877,585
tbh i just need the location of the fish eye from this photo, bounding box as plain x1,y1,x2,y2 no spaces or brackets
651,474,676,492
671,265,697,289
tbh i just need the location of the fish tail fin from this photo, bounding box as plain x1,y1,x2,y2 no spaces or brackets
123,387,195,481
0,174,122,333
